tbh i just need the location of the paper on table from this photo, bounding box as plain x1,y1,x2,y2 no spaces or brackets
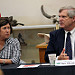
40,63,51,65
17,64,40,68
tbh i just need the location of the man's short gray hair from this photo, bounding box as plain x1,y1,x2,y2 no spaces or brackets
59,6,75,18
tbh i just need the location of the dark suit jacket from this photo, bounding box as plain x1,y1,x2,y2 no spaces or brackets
45,28,65,63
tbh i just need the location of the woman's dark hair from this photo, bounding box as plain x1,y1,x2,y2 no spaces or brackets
0,17,12,34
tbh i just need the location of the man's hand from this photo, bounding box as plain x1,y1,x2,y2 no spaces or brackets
58,48,69,60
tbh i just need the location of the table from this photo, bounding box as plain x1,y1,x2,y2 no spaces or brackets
36,42,48,63
1,64,75,75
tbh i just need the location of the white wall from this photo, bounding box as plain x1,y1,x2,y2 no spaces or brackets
0,0,75,25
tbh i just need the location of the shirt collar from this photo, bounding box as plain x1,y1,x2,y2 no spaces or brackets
65,27,75,35
5,37,12,44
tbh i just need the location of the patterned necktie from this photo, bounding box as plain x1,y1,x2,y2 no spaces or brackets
65,32,72,59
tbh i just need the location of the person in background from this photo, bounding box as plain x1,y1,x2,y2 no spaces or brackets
0,69,4,75
45,6,75,63
0,13,1,17
0,17,21,64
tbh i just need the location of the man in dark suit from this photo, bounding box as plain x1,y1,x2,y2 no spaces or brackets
45,6,75,63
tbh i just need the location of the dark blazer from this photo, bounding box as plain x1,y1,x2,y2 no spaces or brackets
45,28,65,63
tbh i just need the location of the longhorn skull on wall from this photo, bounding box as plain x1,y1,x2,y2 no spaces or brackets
41,5,59,24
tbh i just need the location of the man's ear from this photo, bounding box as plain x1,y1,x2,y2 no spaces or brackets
73,16,75,22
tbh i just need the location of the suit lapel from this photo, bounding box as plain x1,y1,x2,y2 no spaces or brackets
58,29,65,54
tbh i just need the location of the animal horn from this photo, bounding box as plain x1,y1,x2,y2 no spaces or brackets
41,5,51,19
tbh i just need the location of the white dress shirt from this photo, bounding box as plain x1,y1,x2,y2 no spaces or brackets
64,27,75,60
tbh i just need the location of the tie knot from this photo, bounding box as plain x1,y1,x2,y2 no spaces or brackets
67,32,71,35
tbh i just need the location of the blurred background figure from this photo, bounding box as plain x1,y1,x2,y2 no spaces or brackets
0,69,4,75
0,13,1,17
